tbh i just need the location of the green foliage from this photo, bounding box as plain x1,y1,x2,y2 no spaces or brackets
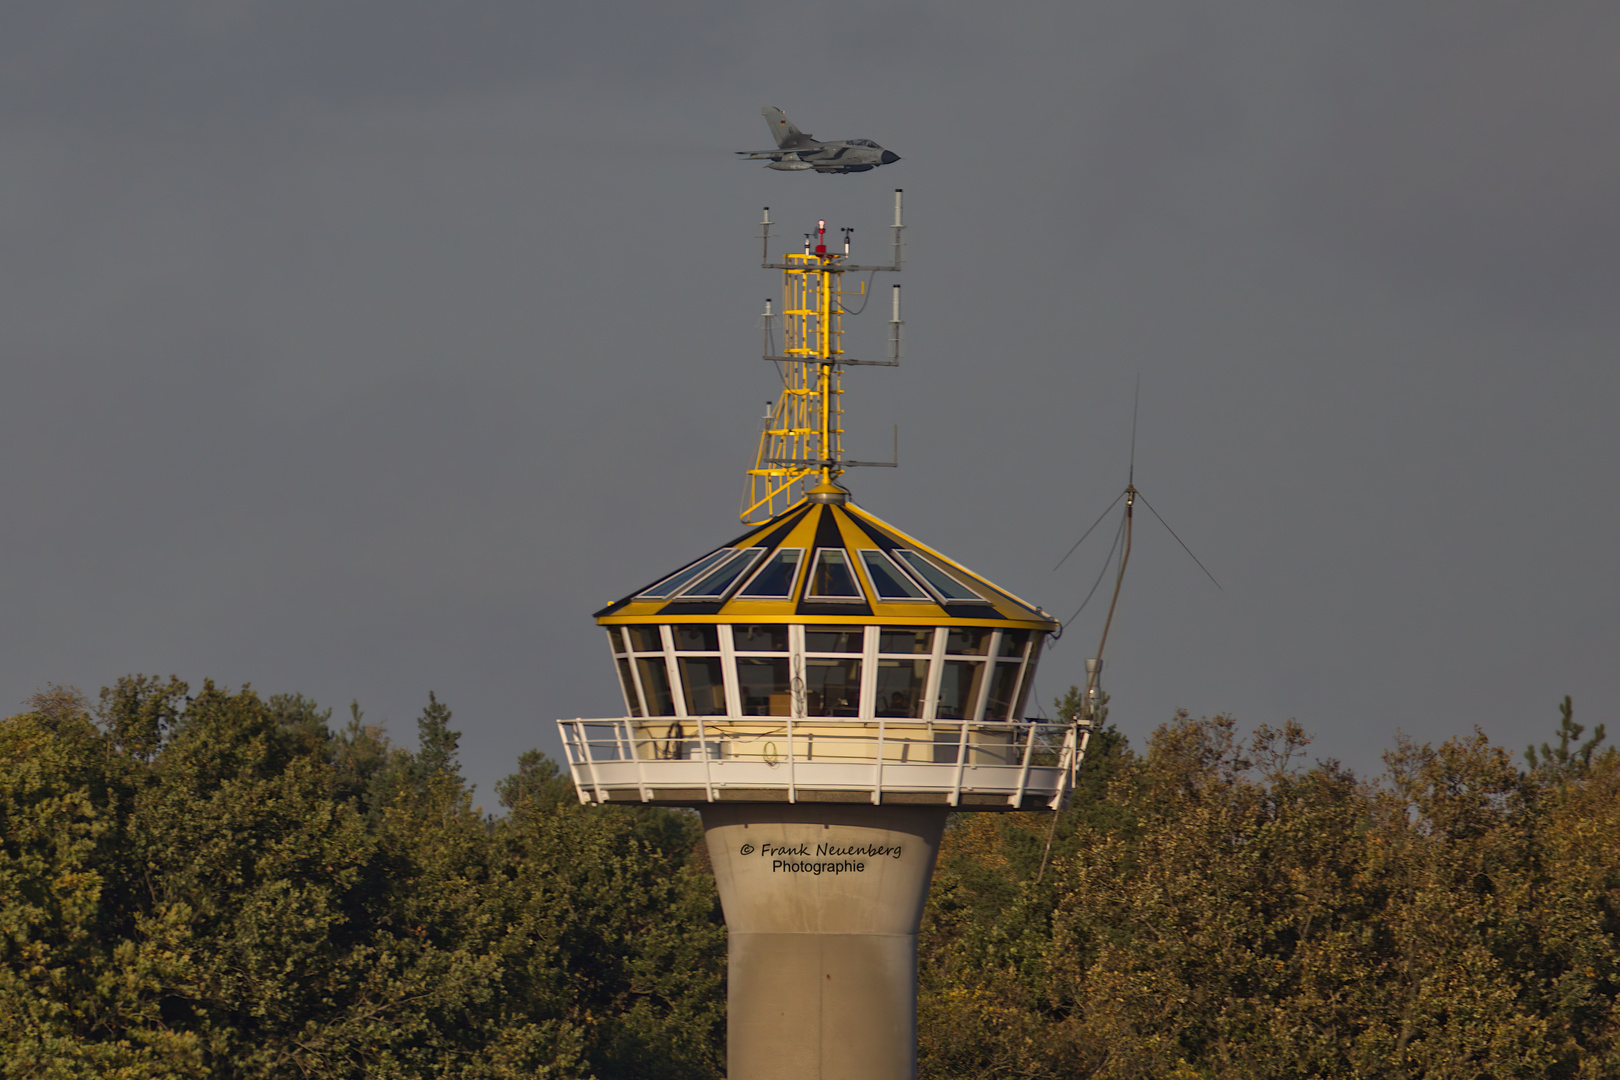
1527,695,1609,779
414,691,462,789
918,700,1620,1079
0,681,724,1080
7,676,1619,1079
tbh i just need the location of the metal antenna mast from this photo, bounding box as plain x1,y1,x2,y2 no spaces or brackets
743,191,906,522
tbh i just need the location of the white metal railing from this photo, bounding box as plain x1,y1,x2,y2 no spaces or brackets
556,716,1086,810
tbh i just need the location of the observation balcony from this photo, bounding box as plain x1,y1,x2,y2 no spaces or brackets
556,716,1085,810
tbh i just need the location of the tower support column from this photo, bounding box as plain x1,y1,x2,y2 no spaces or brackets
700,804,948,1080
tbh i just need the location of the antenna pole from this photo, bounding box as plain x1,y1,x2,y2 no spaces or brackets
891,188,905,270
1038,488,1133,886
743,193,906,521
1087,485,1134,713
888,285,903,363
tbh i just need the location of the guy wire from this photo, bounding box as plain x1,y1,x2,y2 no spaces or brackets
1062,511,1126,627
1039,485,1135,885
1054,490,1125,572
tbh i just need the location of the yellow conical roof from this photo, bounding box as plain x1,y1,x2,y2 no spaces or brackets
597,496,1058,632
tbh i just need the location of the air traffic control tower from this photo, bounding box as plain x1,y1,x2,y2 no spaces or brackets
558,193,1090,1080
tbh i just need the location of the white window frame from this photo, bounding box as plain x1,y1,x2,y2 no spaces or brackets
856,548,933,603
660,625,686,719
636,549,733,599
803,548,868,603
799,624,865,720
668,624,728,720
858,625,881,719
607,628,647,717
680,547,768,601
733,547,806,600
969,631,1002,722
922,626,948,722
892,549,992,604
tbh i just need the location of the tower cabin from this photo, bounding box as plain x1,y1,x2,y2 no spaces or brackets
562,483,1077,808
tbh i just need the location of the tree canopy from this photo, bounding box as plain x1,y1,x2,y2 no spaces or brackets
0,680,723,1080
3,678,1616,1078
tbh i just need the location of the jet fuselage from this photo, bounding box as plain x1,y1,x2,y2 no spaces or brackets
738,107,900,175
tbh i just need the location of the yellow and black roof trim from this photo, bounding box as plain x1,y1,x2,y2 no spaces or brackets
597,496,1059,632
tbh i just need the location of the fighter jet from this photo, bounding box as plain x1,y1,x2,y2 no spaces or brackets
737,106,901,174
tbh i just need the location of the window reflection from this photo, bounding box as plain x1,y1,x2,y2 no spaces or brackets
638,550,731,599
626,625,664,653
674,625,719,651
936,660,986,719
875,660,927,717
737,549,802,598
998,630,1030,657
616,658,642,717
879,627,934,654
734,624,788,652
859,550,929,600
946,627,994,655
737,657,791,715
984,662,1021,721
806,549,863,600
635,656,676,716
1017,639,1043,717
893,551,986,602
805,627,863,653
805,658,861,717
679,656,727,716
684,548,766,599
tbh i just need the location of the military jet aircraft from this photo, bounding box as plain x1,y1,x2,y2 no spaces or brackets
737,106,901,174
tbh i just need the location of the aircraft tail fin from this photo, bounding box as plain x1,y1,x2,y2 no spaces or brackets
762,106,813,148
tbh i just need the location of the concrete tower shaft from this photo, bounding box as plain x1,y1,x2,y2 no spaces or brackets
703,804,945,1080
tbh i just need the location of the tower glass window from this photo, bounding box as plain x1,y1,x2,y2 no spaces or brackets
893,550,987,603
637,550,732,599
804,658,861,717
636,657,676,716
874,661,926,717
625,625,663,654
682,548,767,599
946,627,994,656
806,549,864,600
935,660,986,720
804,627,862,653
983,662,1022,721
734,623,790,715
878,627,934,654
998,630,1031,657
616,657,642,717
737,658,791,716
679,656,727,716
734,624,789,652
859,549,929,600
875,626,932,717
736,549,803,598
674,625,720,651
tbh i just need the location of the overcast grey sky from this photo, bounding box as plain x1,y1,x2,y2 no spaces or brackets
4,3,1617,802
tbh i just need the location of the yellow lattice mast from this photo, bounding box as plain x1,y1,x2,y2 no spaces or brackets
742,192,906,522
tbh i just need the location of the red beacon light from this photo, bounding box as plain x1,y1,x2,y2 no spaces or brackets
814,219,828,255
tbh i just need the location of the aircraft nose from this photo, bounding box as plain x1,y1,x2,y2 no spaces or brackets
881,150,900,164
